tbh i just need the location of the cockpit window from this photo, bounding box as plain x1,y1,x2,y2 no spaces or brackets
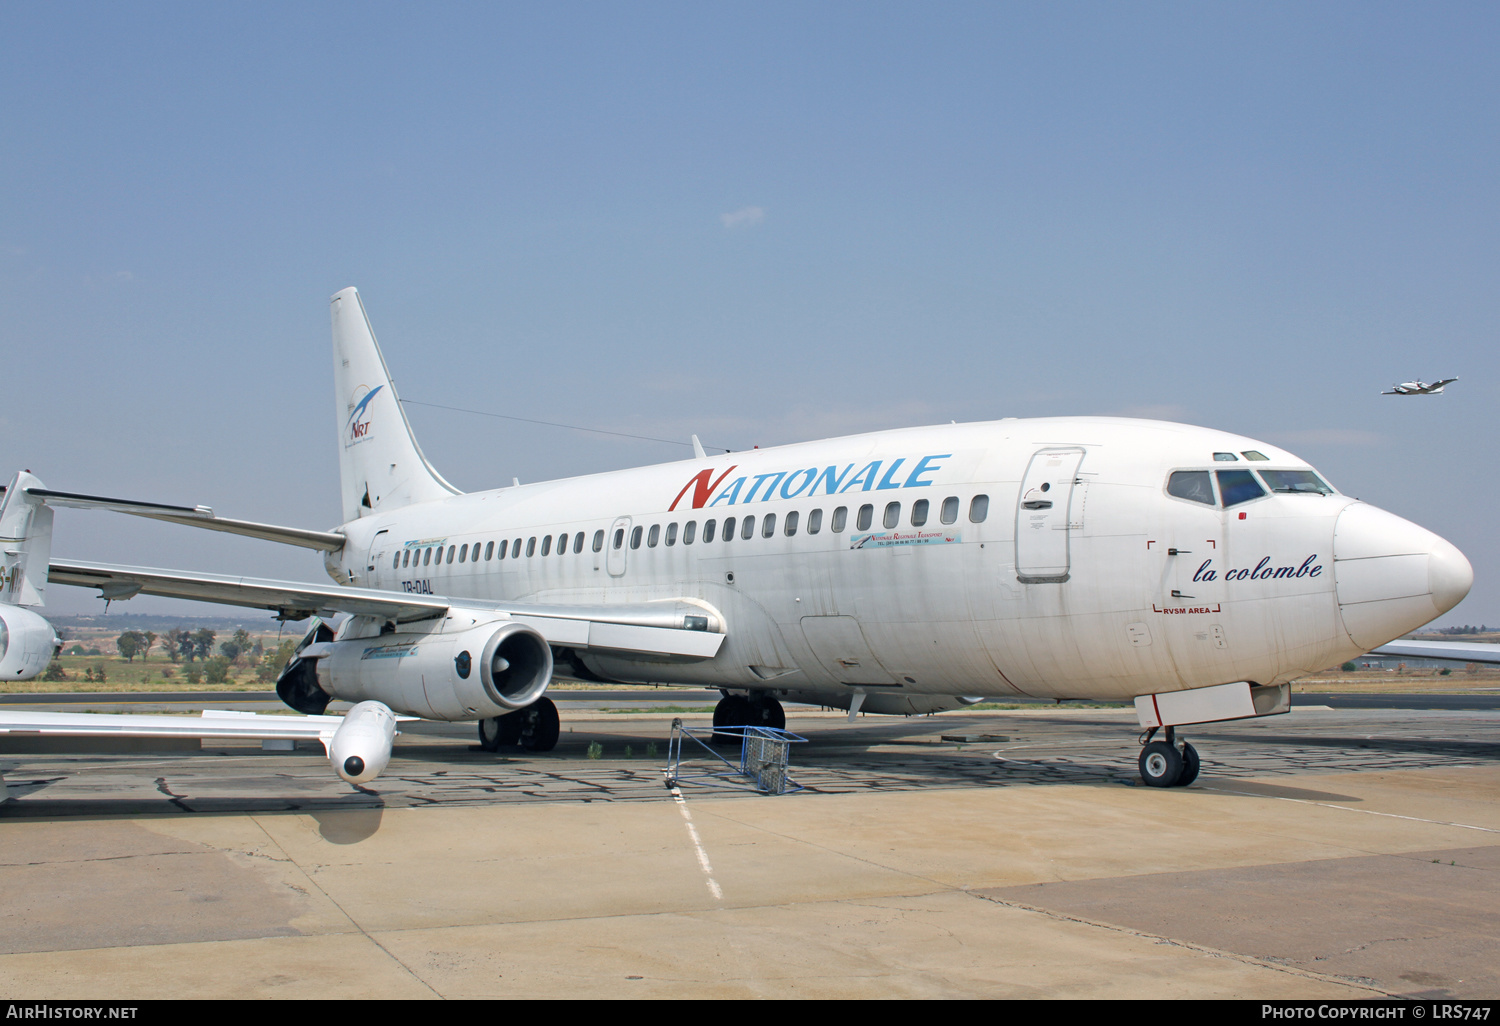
1258,469,1334,495
1217,469,1265,507
1212,452,1238,462
1241,450,1269,461
1167,470,1215,506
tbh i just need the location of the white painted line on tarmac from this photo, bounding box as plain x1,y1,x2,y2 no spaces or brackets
1200,785,1500,834
667,780,724,901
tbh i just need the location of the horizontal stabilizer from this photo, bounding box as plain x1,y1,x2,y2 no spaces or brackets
28,487,345,552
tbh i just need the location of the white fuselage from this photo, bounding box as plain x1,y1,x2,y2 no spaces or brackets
323,416,1469,706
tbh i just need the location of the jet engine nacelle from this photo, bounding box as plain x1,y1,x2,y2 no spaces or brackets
0,604,62,680
314,618,554,721
328,700,399,784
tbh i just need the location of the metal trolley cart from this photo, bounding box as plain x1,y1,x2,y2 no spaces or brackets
665,718,808,795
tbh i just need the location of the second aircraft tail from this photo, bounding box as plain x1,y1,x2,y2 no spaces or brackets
330,287,461,523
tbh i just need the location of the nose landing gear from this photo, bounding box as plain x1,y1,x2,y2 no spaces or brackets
1138,727,1200,787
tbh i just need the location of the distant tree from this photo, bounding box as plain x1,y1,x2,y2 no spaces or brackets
140,631,157,661
1341,661,1358,672
220,628,252,664
191,628,216,663
203,656,232,685
161,630,182,663
184,665,202,685
116,630,144,663
255,639,297,685
42,660,67,682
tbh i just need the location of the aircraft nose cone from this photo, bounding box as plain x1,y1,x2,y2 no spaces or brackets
1333,503,1473,649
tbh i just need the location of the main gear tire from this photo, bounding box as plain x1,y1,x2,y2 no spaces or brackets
1176,742,1201,787
519,697,560,752
1139,741,1184,787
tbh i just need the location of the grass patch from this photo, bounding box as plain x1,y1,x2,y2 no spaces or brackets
604,705,718,714
966,701,1131,710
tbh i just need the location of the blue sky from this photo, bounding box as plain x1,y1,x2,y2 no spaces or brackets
3,2,1496,624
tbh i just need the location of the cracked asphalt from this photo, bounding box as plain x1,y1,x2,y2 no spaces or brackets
2,705,1497,998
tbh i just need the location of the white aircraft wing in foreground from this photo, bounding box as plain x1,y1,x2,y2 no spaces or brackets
1369,639,1500,664
0,705,409,786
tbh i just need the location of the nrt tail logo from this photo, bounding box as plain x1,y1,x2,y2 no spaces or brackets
346,385,381,447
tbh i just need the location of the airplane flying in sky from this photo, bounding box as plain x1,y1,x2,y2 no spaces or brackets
1383,377,1458,395
0,288,1478,789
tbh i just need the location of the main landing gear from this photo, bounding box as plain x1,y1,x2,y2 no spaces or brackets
478,696,560,753
1138,726,1200,788
712,692,785,745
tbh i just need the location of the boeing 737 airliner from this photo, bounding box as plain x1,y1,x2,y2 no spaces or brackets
0,287,1475,789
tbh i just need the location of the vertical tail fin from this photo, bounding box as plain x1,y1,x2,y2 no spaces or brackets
0,471,54,608
331,287,460,523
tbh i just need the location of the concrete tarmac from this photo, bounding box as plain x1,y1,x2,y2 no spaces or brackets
2,705,1497,999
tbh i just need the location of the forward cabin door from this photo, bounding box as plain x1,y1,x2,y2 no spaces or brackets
607,516,630,577
1015,448,1086,583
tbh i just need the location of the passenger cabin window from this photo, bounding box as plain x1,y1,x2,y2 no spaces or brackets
665,523,678,546
741,515,755,540
424,548,433,566
940,496,959,524
883,502,900,529
498,540,508,559
1258,469,1334,495
446,545,456,564
485,541,494,560
526,537,536,557
857,504,873,531
807,509,823,534
556,533,567,554
704,519,717,543
574,531,585,554
1217,469,1265,507
969,495,989,523
459,544,468,562
784,511,799,536
911,499,928,527
647,524,660,548
513,538,522,557
612,529,624,550
831,507,847,533
630,526,643,549
393,552,401,569
1167,471,1215,506
762,513,776,538
722,516,735,541
593,530,605,552
683,521,697,545
541,535,552,557
401,550,410,568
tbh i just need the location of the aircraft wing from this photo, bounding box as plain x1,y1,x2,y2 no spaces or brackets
1369,640,1500,664
0,708,344,746
21,486,346,552
48,559,725,659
